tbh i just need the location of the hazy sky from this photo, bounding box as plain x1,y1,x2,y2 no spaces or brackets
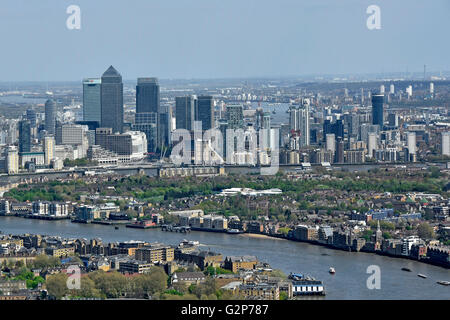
0,0,449,81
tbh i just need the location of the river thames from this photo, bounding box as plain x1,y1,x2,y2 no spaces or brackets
1,217,449,300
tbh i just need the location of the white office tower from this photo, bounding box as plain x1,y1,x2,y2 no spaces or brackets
390,84,395,94
6,146,19,174
129,131,148,160
406,85,413,97
430,82,434,94
442,132,450,156
326,134,336,154
407,132,416,154
380,85,385,95
368,132,377,158
43,136,56,165
344,88,349,97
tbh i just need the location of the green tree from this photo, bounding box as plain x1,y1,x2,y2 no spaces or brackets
46,273,69,299
417,222,435,239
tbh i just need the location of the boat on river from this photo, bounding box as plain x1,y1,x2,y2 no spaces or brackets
401,267,412,272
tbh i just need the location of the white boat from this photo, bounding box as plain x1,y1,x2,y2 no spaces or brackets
437,281,450,286
417,274,427,279
227,229,243,234
329,267,336,274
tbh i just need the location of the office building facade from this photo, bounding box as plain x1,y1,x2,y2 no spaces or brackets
101,66,123,133
83,78,102,124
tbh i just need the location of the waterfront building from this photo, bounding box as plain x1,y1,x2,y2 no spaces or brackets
101,66,123,133
426,246,450,268
135,244,175,263
224,256,258,273
293,225,318,241
292,280,325,296
318,226,333,244
401,236,421,256
83,78,102,124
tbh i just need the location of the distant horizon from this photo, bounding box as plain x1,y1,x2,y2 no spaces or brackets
0,69,449,85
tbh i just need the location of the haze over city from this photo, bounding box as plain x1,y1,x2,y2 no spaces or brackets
0,0,449,81
0,0,449,307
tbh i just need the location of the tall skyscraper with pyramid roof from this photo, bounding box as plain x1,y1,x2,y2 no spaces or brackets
101,66,123,133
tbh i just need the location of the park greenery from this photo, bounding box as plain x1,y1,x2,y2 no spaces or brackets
44,267,240,300
5,170,449,204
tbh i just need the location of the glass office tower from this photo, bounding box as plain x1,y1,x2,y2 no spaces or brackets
101,66,123,133
83,78,102,124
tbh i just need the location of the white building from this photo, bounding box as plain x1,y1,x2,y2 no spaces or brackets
442,132,450,156
368,133,378,158
326,134,335,154
406,85,413,97
402,236,420,256
389,84,395,94
289,99,310,148
6,146,19,174
43,135,55,165
407,132,416,154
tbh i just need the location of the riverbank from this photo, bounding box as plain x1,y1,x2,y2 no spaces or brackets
0,215,448,270
1,215,449,299
239,233,286,240
254,232,450,270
